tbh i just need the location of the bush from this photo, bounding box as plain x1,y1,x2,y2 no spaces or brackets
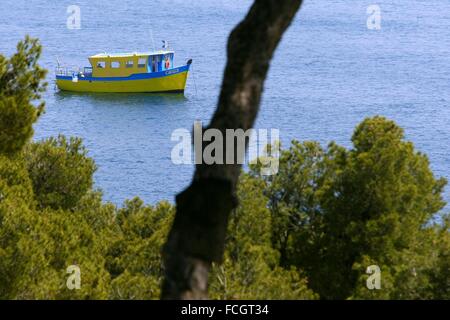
24,136,96,210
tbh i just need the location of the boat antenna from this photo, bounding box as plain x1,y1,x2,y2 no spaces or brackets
149,23,156,52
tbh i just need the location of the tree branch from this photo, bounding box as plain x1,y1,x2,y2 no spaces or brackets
161,0,303,300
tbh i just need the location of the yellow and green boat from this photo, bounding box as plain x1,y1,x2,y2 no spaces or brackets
56,47,191,93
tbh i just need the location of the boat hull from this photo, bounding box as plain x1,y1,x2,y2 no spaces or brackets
56,66,189,93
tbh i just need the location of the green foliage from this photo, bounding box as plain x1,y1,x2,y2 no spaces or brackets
107,198,174,299
0,38,448,300
0,155,37,298
209,175,316,299
251,116,450,299
24,135,97,210
0,36,47,155
431,219,450,299
12,207,112,299
0,145,112,299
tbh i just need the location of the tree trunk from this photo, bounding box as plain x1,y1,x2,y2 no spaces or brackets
161,0,303,300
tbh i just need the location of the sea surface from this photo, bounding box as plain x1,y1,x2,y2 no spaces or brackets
1,0,450,208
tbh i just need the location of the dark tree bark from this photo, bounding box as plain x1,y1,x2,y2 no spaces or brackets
161,0,304,300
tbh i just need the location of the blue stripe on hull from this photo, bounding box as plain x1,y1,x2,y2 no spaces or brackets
56,65,190,82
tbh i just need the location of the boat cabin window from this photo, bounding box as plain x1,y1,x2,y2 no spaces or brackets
126,60,134,68
151,56,157,72
111,61,120,68
164,54,172,70
138,58,146,68
154,56,161,71
97,61,106,69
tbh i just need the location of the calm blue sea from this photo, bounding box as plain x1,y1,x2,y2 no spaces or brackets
1,0,450,207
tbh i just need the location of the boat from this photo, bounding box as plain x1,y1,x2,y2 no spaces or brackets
55,43,192,93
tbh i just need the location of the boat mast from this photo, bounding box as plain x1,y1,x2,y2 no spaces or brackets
149,22,156,52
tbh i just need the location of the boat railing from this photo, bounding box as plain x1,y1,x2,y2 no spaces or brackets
55,66,76,76
55,66,93,78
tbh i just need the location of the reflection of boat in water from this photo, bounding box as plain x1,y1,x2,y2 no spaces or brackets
55,42,192,93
